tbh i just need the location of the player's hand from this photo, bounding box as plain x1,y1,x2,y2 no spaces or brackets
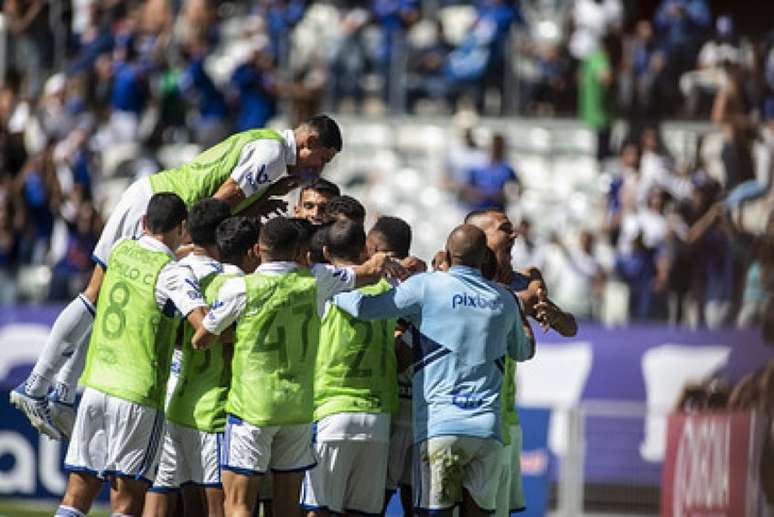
400,256,427,274
534,288,553,333
267,176,301,197
256,197,288,218
369,252,409,281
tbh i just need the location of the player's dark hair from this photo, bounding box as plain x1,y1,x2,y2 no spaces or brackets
146,193,187,234
288,217,315,247
298,178,340,201
326,219,366,263
369,216,411,259
305,114,342,152
260,216,301,260
326,195,366,225
216,217,261,265
309,223,330,264
187,198,231,247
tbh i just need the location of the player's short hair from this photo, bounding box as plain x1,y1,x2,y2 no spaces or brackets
326,195,366,225
298,178,340,201
216,217,261,264
305,114,342,152
309,223,330,264
260,216,301,260
187,198,231,247
369,216,412,258
326,219,366,262
288,217,315,247
463,208,504,225
146,193,187,234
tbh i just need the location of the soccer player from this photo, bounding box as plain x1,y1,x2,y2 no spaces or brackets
365,216,416,515
300,219,399,516
294,178,341,225
465,208,577,516
325,195,366,225
56,193,209,517
12,115,344,440
333,224,535,516
145,205,258,517
191,216,402,517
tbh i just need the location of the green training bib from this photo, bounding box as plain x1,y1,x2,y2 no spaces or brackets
225,269,320,427
148,129,285,211
81,240,180,409
166,273,236,432
314,279,399,421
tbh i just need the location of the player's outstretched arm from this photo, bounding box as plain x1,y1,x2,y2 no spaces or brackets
352,252,409,287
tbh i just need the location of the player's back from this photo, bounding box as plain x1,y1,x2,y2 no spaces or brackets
227,268,320,427
405,266,521,444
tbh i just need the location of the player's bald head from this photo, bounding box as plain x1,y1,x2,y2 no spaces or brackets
446,224,488,268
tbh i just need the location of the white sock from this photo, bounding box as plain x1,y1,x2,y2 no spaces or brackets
53,329,91,404
55,505,86,517
28,294,95,397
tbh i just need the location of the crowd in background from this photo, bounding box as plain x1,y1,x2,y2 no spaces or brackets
0,0,773,333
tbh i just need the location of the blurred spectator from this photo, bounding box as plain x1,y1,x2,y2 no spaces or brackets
230,44,279,132
179,39,229,147
444,123,487,190
621,20,665,125
521,43,571,116
0,179,19,305
568,0,623,61
259,0,307,65
327,8,370,113
405,19,453,112
459,133,520,210
107,38,151,143
680,15,752,117
49,201,102,301
446,0,519,113
615,231,668,320
654,0,711,95
542,230,605,319
579,35,615,162
604,141,641,245
3,0,51,97
511,218,544,271
371,0,420,110
16,150,61,265
712,66,757,190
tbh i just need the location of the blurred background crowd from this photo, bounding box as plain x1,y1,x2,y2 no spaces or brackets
0,0,772,335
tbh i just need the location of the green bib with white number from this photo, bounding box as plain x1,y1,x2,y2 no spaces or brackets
167,273,235,432
81,240,180,410
314,279,399,421
226,269,320,427
148,129,285,212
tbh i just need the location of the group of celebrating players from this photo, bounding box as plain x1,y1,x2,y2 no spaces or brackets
10,115,578,517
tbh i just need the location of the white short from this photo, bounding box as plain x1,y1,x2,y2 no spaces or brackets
301,440,389,515
64,387,164,483
413,435,503,513
222,415,316,475
386,423,413,490
496,424,525,516
151,422,223,490
92,177,152,267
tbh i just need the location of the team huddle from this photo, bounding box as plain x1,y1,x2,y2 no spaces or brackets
10,115,578,517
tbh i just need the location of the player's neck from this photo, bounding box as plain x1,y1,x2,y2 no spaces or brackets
189,244,219,260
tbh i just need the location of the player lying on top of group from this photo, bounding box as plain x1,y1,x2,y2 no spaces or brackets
11,114,344,439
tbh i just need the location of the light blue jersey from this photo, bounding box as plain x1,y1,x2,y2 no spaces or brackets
332,266,532,444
